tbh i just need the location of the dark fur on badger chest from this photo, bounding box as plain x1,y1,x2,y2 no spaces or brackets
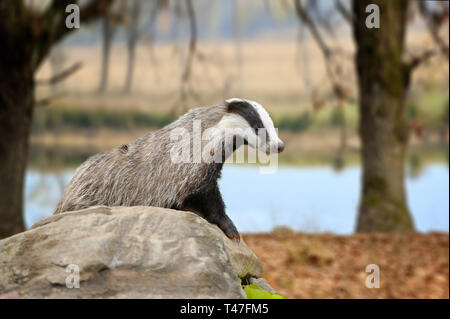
54,99,285,240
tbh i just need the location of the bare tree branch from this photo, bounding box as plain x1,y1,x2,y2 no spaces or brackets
173,0,198,112
123,0,142,93
35,92,65,107
409,49,438,70
418,1,449,58
293,0,353,102
180,0,197,84
35,61,83,85
335,0,353,23
306,0,335,36
294,0,331,57
32,0,112,70
402,48,439,88
294,0,355,163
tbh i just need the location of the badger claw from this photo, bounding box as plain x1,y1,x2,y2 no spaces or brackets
230,233,241,242
220,221,240,242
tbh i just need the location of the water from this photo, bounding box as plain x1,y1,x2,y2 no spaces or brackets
24,164,449,234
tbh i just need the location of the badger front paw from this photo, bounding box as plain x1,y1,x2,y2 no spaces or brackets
218,219,240,242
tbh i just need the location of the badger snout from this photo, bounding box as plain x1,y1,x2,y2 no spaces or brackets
267,140,285,154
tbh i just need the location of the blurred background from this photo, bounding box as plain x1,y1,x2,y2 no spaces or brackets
0,0,448,298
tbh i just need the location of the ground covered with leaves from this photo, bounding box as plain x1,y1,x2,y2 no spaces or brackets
243,231,449,299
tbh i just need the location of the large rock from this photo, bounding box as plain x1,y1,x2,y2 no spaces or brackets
0,206,264,298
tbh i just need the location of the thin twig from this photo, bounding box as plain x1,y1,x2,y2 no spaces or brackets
409,49,437,70
293,0,352,102
35,61,82,85
173,0,197,114
180,0,197,84
418,1,449,58
335,0,353,23
31,0,111,70
35,92,64,107
294,0,331,57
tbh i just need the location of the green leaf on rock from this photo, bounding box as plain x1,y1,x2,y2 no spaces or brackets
242,284,285,299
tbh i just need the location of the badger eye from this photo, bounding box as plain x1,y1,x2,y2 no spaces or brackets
257,128,269,143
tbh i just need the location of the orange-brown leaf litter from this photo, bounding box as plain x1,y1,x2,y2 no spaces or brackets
243,231,449,299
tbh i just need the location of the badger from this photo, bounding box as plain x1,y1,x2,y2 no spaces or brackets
54,98,285,240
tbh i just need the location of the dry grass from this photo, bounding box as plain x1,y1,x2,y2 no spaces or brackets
29,128,150,151
35,29,449,115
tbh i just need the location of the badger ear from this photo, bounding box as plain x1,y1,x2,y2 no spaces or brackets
225,98,248,113
224,98,265,133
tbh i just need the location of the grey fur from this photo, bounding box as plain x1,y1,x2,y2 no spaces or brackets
54,100,283,239
54,105,226,214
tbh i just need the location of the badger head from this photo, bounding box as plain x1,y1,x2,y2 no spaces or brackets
218,98,285,155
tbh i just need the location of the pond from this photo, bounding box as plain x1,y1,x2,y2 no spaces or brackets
24,164,449,234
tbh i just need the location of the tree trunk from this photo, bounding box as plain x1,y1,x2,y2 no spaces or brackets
0,0,111,239
0,1,36,238
232,0,243,96
99,17,114,93
0,63,33,239
353,0,414,232
123,0,141,94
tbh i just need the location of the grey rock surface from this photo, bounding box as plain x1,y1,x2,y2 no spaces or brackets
0,206,263,298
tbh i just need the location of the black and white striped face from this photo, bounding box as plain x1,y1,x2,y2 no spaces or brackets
220,98,285,154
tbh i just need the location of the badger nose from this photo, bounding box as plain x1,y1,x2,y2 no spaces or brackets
277,142,285,153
